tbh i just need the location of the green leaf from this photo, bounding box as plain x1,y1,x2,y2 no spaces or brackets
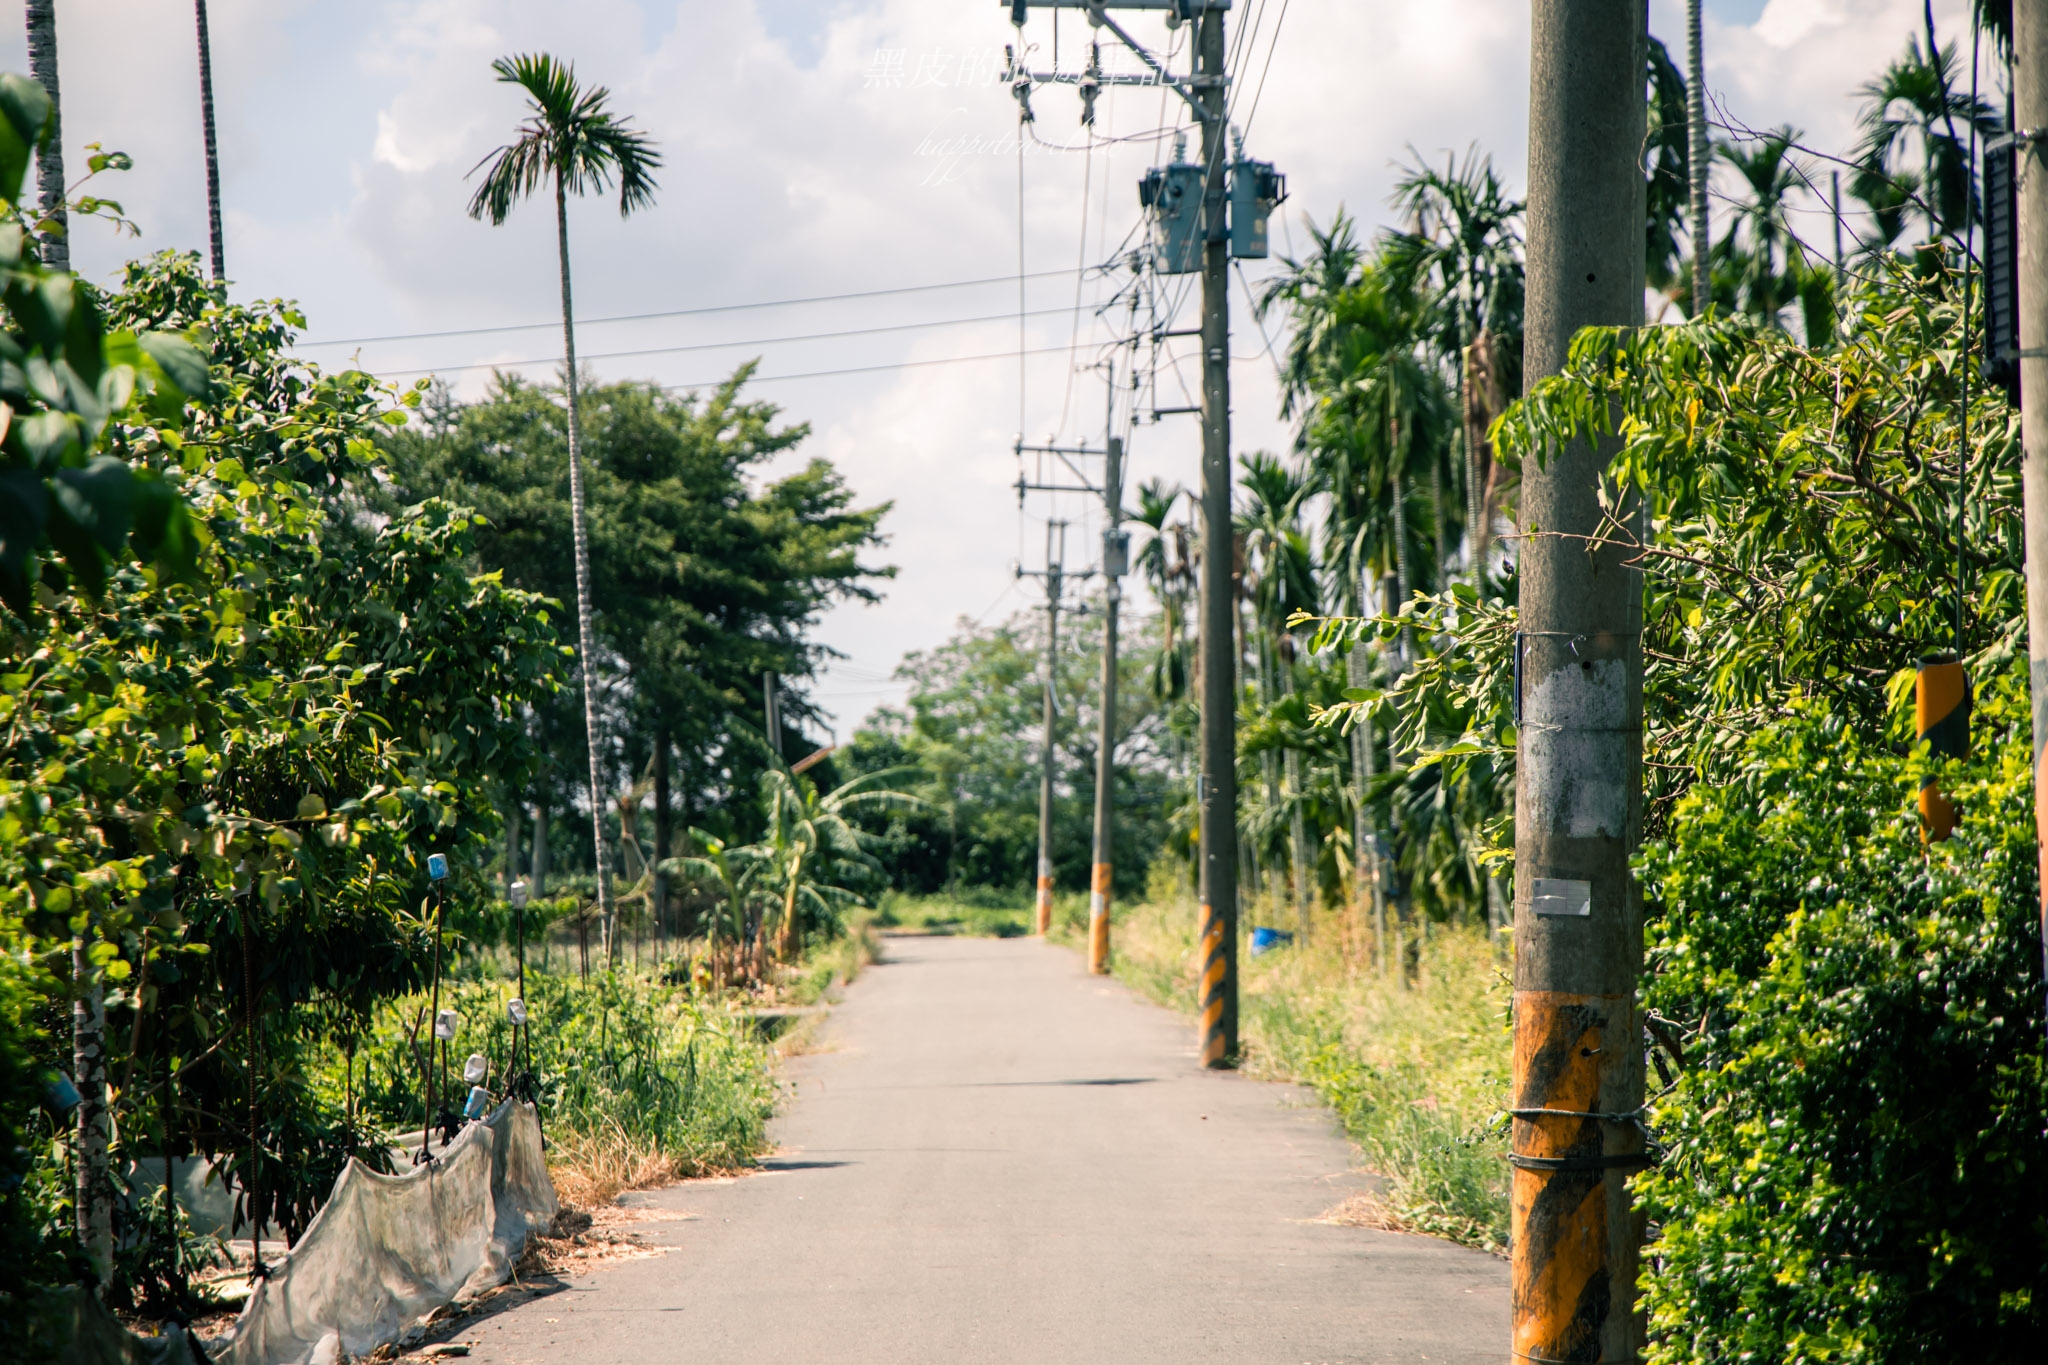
0,73,51,205
137,331,214,409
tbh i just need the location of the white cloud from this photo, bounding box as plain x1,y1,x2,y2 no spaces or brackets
7,0,1980,732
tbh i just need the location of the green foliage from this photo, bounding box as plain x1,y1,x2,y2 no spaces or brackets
342,967,773,1175
1301,258,2041,1356
1635,669,2047,1363
844,599,1174,896
466,53,662,226
0,79,210,617
0,249,568,1302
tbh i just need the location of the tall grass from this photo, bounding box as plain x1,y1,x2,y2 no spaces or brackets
321,966,778,1203
1052,887,1511,1252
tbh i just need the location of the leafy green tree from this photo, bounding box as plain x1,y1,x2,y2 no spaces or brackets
848,603,1174,897
1386,148,1524,567
467,51,662,959
381,368,891,904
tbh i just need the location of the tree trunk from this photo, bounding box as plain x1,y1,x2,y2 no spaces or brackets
1464,332,1506,571
654,730,671,962
194,0,225,283
1390,468,1413,666
1429,457,1447,591
778,849,804,961
25,0,66,273
531,803,550,896
554,170,613,975
1687,0,1710,317
72,929,110,1284
1280,656,1313,944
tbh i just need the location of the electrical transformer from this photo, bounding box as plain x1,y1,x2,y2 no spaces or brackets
1230,158,1284,260
1102,528,1130,579
1139,160,1207,274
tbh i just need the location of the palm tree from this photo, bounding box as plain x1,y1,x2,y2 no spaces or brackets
25,1,66,271
1259,211,1367,422
194,0,225,283
468,53,662,963
1237,453,1319,938
1854,35,1999,243
1387,149,1524,569
1716,128,1810,326
1129,479,1192,710
23,0,110,1279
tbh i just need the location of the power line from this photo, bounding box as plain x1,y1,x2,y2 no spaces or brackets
364,305,1086,377
297,267,1090,350
382,342,1093,391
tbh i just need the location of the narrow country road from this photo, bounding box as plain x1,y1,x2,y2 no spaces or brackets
464,934,1508,1364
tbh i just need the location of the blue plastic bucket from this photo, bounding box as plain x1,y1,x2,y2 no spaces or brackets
1249,926,1295,957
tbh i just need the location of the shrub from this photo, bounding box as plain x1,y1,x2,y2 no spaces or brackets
1635,669,2048,1363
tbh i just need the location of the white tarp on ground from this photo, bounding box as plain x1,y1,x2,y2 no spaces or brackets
216,1099,557,1365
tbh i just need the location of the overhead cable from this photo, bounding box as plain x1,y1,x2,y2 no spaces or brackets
298,267,1090,350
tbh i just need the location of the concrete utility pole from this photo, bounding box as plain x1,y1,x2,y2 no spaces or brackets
2014,0,2048,1026
1514,4,1647,1364
1036,522,1068,936
1091,439,1126,973
763,672,783,760
1193,1,1239,1070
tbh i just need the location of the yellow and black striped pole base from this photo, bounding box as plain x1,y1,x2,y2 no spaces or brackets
1088,862,1111,974
1035,858,1053,936
1510,990,1644,1365
1197,901,1232,1067
1915,656,1970,843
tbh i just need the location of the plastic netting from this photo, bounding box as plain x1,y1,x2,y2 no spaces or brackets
213,1098,556,1365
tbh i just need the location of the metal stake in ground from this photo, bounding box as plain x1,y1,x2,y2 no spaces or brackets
419,853,452,1163
1513,4,1648,1362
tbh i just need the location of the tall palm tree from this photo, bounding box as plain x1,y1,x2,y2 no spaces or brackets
1130,479,1192,709
468,53,661,962
1387,149,1524,569
23,0,111,1281
194,0,225,283
1237,453,1319,939
25,1,66,270
1717,128,1807,324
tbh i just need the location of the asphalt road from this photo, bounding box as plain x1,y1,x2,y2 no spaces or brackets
461,933,1508,1364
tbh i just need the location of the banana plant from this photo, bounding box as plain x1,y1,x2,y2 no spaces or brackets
660,831,768,986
